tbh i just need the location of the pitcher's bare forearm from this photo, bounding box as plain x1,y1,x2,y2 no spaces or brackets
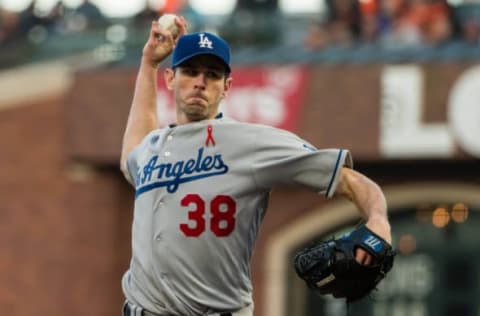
120,60,159,176
336,167,391,242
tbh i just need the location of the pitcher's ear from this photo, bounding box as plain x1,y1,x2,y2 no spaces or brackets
164,68,175,90
223,77,233,97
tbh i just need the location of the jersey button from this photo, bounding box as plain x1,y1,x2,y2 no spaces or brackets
164,151,171,157
155,233,163,241
167,135,173,141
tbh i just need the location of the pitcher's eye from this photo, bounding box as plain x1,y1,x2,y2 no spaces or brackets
206,70,223,79
181,67,198,76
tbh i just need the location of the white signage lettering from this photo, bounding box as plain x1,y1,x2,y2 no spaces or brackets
448,66,480,157
371,255,434,316
380,66,454,158
381,65,480,158
376,254,434,298
374,301,427,316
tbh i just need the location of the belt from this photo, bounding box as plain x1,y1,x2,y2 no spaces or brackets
123,301,232,316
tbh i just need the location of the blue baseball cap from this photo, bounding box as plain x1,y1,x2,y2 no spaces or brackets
172,32,231,73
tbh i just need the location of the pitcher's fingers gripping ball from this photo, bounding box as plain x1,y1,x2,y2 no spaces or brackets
157,14,181,41
294,225,396,302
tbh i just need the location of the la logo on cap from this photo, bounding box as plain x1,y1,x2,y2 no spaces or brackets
198,33,213,49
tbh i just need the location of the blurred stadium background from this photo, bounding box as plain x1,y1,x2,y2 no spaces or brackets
1,0,479,315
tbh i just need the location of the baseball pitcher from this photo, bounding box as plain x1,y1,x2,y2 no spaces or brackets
119,16,392,316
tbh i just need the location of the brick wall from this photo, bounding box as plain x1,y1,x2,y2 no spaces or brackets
0,96,133,315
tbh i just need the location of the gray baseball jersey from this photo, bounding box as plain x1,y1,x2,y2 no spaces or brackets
121,114,352,316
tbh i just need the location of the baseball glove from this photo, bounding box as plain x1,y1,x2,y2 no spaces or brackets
294,225,395,302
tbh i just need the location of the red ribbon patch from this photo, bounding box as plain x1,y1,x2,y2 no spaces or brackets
205,125,216,146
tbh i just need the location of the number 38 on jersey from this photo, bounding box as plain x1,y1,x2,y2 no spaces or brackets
179,194,236,237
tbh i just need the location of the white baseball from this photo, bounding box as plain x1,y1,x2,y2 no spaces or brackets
157,14,179,39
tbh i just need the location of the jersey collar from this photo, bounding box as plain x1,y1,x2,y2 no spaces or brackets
168,112,223,128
